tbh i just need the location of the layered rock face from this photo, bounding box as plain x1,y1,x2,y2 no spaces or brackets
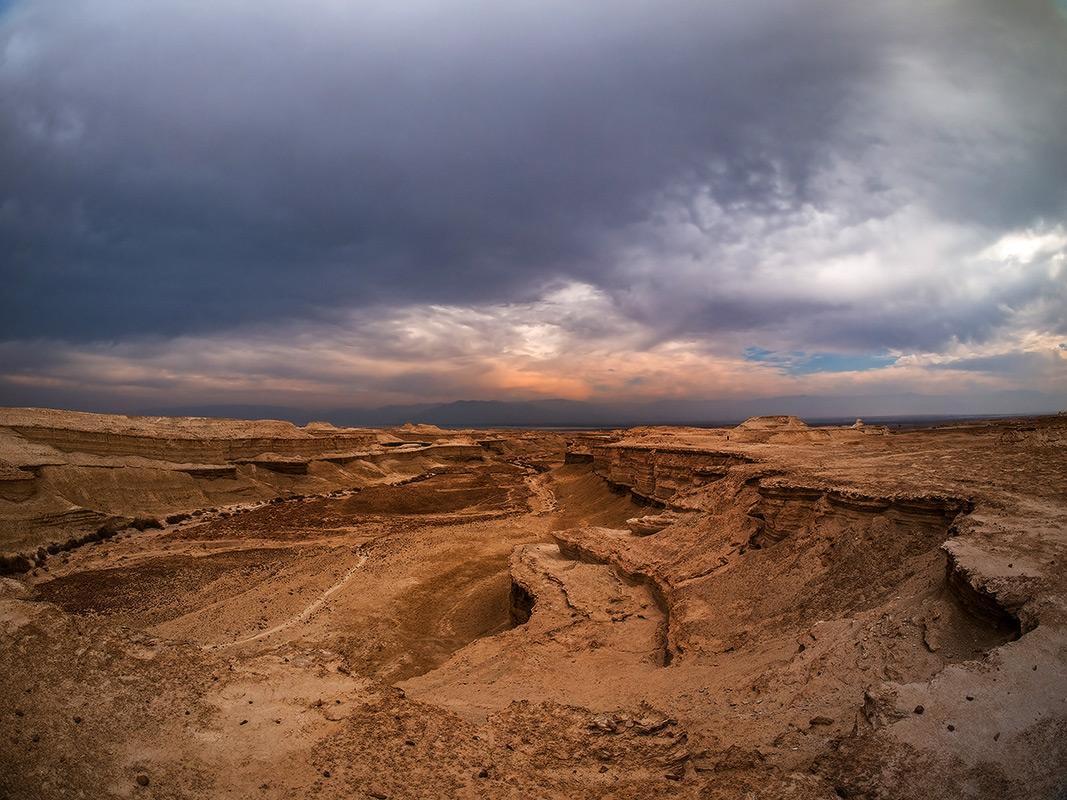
0,408,487,571
592,443,753,505
1,409,1066,799
530,417,1067,798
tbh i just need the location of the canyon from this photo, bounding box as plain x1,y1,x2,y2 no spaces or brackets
1,407,1066,798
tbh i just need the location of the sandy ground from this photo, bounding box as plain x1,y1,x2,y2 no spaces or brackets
0,409,1066,798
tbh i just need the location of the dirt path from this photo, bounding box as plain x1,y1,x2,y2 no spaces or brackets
203,554,368,651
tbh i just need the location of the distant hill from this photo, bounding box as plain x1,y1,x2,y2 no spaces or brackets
327,400,637,428
138,389,1062,429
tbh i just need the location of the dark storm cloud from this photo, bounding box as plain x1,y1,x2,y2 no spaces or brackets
1,0,1065,412
2,0,887,340
863,0,1067,229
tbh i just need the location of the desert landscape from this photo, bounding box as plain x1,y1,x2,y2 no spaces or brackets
1,406,1066,799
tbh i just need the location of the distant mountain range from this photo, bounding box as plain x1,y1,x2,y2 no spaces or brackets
140,389,1062,429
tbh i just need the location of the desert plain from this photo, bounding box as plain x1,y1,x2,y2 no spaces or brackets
0,406,1065,799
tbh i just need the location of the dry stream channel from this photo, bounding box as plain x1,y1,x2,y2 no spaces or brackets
34,462,642,683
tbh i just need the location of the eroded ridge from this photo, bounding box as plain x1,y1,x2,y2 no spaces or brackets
407,425,1056,796
0,408,542,573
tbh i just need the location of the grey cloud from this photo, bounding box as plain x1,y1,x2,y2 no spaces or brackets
879,0,1067,229
929,351,1059,376
0,0,1064,375
1,0,884,340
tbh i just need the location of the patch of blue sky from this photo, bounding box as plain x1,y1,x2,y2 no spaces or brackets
743,347,803,366
744,348,898,375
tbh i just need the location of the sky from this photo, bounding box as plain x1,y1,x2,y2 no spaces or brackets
1,0,1066,419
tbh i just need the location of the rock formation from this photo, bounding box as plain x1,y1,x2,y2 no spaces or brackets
1,408,1065,799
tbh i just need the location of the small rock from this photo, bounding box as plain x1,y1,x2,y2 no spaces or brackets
809,716,834,726
947,724,955,732
589,714,617,733
135,774,149,786
72,716,82,724
635,711,671,734
913,705,924,715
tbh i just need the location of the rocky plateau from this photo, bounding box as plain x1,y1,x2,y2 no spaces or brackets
1,407,1066,799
